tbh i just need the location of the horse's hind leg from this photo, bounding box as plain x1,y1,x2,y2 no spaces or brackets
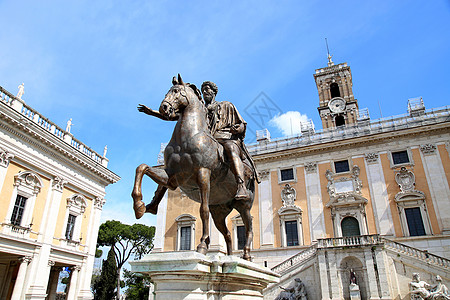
210,204,233,255
196,167,211,255
233,199,254,261
132,164,170,219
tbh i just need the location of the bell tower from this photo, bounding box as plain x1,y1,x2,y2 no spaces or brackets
314,54,359,129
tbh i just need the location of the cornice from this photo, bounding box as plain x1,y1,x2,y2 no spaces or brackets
0,106,120,184
252,122,450,164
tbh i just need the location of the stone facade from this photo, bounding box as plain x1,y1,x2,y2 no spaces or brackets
153,60,450,299
0,86,120,299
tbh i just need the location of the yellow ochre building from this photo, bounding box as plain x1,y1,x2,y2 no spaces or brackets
0,86,120,299
153,58,450,299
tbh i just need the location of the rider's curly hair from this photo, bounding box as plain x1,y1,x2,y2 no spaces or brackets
201,81,218,95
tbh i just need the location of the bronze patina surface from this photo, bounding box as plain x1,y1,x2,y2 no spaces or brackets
131,74,258,260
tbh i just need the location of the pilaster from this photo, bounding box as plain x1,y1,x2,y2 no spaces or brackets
258,170,274,248
11,256,32,300
66,266,81,300
364,152,394,236
304,163,326,240
363,249,380,299
420,144,450,233
153,192,168,252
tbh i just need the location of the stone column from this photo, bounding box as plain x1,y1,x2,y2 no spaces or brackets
77,197,105,299
364,153,394,236
153,192,168,252
420,144,450,233
328,251,341,299
258,170,274,248
46,266,61,300
304,163,326,240
10,256,32,300
363,249,380,299
66,266,81,300
374,249,392,299
317,250,330,300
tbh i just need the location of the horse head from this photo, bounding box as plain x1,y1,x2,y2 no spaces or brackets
159,74,202,120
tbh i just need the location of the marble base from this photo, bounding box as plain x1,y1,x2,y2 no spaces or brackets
349,283,361,300
130,251,280,300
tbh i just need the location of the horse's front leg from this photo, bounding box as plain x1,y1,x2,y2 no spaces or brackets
196,167,211,255
131,164,170,219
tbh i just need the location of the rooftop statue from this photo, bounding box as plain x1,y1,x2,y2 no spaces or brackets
131,74,259,260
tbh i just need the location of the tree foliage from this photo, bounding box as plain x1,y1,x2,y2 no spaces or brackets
96,220,155,299
92,247,117,300
123,269,151,300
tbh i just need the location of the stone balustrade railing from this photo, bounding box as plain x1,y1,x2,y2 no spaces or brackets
0,86,108,167
247,105,450,155
383,238,450,268
271,243,318,275
317,234,383,248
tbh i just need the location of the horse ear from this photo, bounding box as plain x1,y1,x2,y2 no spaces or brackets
187,83,202,100
172,76,178,86
178,74,184,85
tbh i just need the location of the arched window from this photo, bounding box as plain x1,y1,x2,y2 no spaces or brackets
341,217,360,237
335,115,345,127
330,83,341,98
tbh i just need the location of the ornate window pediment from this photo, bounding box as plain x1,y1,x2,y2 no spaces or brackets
66,194,87,215
175,214,196,251
14,171,43,196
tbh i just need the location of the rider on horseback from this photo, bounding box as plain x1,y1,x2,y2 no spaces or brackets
201,81,258,200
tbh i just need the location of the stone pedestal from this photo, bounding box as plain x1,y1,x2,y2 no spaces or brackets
130,251,280,300
349,283,361,300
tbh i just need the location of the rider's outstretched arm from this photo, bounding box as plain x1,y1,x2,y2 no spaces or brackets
138,104,176,121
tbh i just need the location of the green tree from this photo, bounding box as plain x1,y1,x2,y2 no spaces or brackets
123,269,151,300
96,220,155,299
92,247,117,300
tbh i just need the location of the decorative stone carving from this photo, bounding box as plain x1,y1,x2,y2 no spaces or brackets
364,152,379,164
70,265,82,272
14,171,43,195
94,197,106,209
395,167,415,193
409,273,449,299
351,166,362,194
281,184,296,207
0,148,14,168
275,278,307,300
52,176,66,192
48,260,55,267
19,256,32,264
304,162,317,173
420,144,437,155
67,194,87,214
17,83,25,99
258,170,270,181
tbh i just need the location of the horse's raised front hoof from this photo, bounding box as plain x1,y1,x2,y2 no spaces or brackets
145,203,158,215
196,243,208,255
133,201,146,219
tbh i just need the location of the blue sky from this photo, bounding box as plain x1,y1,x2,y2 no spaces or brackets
1,1,449,227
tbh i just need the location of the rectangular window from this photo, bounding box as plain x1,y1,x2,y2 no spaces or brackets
280,168,294,181
65,214,76,240
180,226,191,250
405,207,426,236
334,160,350,173
11,195,27,226
285,220,299,246
237,225,246,250
392,150,410,165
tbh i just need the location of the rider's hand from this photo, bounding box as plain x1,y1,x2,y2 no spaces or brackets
231,123,244,134
138,104,151,114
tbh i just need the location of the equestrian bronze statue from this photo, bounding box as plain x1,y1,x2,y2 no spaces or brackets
131,74,259,260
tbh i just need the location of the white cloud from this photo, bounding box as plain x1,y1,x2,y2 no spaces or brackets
269,111,310,136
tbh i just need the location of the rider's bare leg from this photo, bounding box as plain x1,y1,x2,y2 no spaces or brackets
223,141,249,200
146,184,168,215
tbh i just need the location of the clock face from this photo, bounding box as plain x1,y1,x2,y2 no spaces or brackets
329,98,346,113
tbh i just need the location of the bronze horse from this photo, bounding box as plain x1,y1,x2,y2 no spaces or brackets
131,75,256,260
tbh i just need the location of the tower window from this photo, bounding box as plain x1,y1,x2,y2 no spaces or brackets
237,225,246,250
335,115,345,127
341,217,361,237
11,195,27,226
330,83,341,98
405,207,426,236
